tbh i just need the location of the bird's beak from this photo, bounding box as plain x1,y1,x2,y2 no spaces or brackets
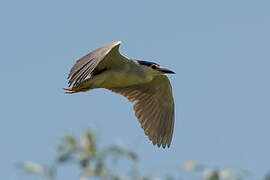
159,67,175,74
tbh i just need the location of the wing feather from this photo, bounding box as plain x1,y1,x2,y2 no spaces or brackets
108,75,175,148
67,41,128,87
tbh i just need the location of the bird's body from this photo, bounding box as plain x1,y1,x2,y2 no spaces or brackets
64,41,175,148
78,60,153,90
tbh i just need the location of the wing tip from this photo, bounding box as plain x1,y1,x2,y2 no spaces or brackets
151,136,171,149
155,142,170,149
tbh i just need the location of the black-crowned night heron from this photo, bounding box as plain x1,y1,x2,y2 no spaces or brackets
64,41,175,148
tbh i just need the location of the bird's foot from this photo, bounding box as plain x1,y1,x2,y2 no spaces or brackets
63,88,76,94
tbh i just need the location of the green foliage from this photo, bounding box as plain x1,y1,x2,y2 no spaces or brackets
17,161,55,180
19,130,138,180
18,130,269,180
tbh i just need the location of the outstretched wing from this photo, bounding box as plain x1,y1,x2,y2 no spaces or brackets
68,41,128,87
108,75,175,148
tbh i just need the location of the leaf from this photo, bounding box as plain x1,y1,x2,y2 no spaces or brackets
18,161,44,175
182,161,203,172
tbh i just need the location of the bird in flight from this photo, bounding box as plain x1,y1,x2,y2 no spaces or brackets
64,41,175,148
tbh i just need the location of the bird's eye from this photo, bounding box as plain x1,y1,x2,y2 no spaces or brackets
151,65,157,69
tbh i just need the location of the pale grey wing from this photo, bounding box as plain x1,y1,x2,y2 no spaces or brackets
68,41,128,87
108,75,175,148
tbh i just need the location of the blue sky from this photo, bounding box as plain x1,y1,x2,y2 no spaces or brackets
1,0,270,179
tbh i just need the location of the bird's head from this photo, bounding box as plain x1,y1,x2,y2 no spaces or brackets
136,60,175,75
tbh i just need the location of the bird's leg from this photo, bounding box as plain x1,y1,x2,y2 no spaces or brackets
63,88,74,94
63,78,97,94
